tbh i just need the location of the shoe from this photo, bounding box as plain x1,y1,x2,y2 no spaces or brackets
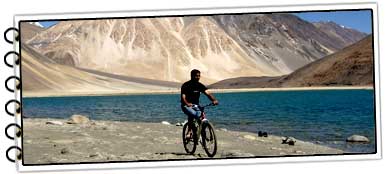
258,131,263,137
263,132,268,137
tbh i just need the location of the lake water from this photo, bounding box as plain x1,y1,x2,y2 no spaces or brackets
22,90,376,154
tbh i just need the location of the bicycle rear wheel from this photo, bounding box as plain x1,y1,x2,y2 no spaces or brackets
182,122,197,154
201,122,217,157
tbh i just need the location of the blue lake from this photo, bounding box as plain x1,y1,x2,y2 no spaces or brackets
22,89,376,154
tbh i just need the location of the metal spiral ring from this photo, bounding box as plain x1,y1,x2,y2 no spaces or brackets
4,51,20,68
5,124,22,140
5,99,21,116
6,146,22,163
4,27,19,44
5,76,21,93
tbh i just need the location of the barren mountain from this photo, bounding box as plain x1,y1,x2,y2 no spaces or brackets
212,14,365,73
25,14,365,84
21,43,179,96
20,23,45,41
209,35,374,88
26,17,279,84
313,21,367,46
276,35,373,87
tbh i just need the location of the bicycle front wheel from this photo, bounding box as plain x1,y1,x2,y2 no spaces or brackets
182,122,197,154
201,122,217,157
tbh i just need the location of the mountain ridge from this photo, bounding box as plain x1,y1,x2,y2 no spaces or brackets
208,35,373,89
25,14,366,84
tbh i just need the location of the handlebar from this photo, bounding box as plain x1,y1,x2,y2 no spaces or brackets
202,103,217,108
192,103,217,111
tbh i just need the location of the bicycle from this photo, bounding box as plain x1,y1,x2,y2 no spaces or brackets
182,103,217,157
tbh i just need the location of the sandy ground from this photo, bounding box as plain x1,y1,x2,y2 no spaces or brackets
22,118,343,165
23,86,373,98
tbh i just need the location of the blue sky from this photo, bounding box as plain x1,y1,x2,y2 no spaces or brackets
39,21,59,28
38,10,373,34
294,10,372,34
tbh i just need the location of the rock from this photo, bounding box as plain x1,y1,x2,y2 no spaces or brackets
175,122,183,126
67,115,90,124
270,147,282,150
161,121,171,125
288,139,296,146
282,136,296,145
60,148,70,154
243,135,257,140
220,128,228,132
282,137,288,144
221,151,255,158
46,121,64,126
346,135,369,143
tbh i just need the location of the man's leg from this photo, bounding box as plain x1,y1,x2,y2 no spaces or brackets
182,106,201,138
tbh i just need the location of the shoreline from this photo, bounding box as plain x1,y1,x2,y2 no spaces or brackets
22,86,374,98
23,118,344,164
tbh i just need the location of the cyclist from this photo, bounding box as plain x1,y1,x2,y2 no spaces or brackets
181,69,218,139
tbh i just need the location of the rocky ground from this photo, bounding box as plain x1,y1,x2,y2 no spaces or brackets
22,118,344,164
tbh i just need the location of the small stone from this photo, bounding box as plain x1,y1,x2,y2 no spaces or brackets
282,136,296,145
220,128,228,132
89,154,97,158
161,121,171,125
221,151,255,157
346,135,369,143
288,139,296,146
243,135,257,140
60,148,69,154
67,115,90,124
46,121,64,125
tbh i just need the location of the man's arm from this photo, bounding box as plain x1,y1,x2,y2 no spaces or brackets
204,89,218,105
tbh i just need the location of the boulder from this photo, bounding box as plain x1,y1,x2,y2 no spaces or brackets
346,135,369,143
67,115,90,124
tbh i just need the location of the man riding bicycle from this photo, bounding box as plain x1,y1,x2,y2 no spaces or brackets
181,69,218,139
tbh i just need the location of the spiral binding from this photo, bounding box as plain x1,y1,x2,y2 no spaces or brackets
4,27,22,163
4,51,20,68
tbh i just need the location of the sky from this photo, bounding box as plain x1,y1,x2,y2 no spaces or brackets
40,21,59,28
294,10,372,34
38,10,373,34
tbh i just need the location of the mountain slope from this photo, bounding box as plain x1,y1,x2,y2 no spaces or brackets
276,35,373,87
209,35,374,88
20,23,45,42
212,14,365,74
313,21,367,46
21,43,179,95
26,17,281,84
26,14,367,84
